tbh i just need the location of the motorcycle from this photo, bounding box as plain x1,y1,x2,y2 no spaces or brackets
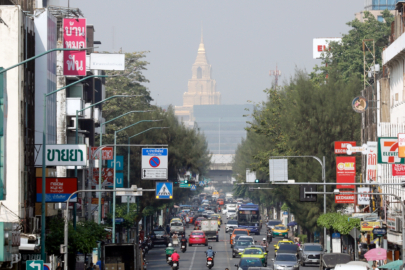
147,236,153,250
181,244,187,253
267,229,273,242
171,261,179,270
206,256,214,269
167,256,173,265
143,258,148,270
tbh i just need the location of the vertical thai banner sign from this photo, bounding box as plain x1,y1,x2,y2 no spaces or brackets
366,142,378,183
399,133,405,158
392,164,405,176
336,156,356,189
63,18,86,76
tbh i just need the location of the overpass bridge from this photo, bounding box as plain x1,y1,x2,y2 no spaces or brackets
207,154,235,191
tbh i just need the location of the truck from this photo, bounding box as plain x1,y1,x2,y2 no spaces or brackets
201,219,219,242
102,242,141,270
225,192,233,201
169,220,185,236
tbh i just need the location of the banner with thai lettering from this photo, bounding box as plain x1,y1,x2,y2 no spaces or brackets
336,156,356,189
36,177,77,202
392,164,405,176
63,18,86,76
335,191,355,204
45,144,87,166
366,142,377,183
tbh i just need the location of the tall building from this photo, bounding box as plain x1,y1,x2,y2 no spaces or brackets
356,0,397,22
175,33,221,123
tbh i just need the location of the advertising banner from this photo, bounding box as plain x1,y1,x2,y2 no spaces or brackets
313,38,342,59
357,187,370,205
360,221,382,232
91,198,104,204
36,177,77,202
334,141,356,154
399,133,405,158
392,164,405,176
336,156,356,189
90,53,125,70
63,18,86,76
89,147,113,160
335,191,355,204
377,137,405,164
366,142,378,183
45,144,87,166
92,168,113,188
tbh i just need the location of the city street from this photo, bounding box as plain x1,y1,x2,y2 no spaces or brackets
146,217,319,270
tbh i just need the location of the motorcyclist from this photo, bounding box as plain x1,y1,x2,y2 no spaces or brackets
170,250,180,268
180,235,188,246
260,238,268,252
165,243,175,261
205,246,216,258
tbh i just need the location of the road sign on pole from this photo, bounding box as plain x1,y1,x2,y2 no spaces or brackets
156,182,173,199
142,148,168,179
190,185,196,191
107,155,124,170
27,260,43,270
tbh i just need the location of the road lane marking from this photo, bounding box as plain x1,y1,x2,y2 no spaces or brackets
188,247,197,270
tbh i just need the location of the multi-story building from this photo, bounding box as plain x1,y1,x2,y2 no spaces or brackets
356,0,397,22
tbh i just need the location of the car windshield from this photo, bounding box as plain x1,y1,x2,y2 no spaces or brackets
276,254,297,262
234,230,248,235
171,222,183,226
278,245,298,252
154,231,165,236
268,221,282,226
275,226,287,230
191,232,204,236
228,210,236,213
240,258,262,267
228,220,238,225
304,245,323,251
279,242,293,245
244,249,262,255
235,241,252,246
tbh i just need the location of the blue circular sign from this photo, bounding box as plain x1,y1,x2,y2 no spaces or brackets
149,156,160,168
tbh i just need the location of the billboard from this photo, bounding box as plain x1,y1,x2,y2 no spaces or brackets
313,38,342,59
90,53,125,70
36,177,77,202
89,147,113,160
45,144,87,166
377,137,405,164
63,18,86,76
334,141,356,154
336,156,356,189
357,187,370,205
335,191,355,204
366,142,378,183
92,168,113,188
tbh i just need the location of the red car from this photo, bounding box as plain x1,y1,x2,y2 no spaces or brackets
189,230,208,246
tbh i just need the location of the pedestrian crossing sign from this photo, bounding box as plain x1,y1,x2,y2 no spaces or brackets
155,182,173,199
190,184,196,191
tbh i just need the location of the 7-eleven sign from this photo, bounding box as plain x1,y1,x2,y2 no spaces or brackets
377,137,405,164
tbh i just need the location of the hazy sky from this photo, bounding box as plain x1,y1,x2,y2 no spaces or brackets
67,0,364,106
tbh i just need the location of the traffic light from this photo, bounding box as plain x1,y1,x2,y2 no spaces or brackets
184,180,188,184
300,185,317,202
255,179,259,183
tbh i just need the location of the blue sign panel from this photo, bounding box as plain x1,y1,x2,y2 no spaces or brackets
199,181,204,186
332,232,341,239
372,228,387,236
190,184,196,191
107,156,124,170
156,182,173,199
142,148,168,156
115,218,124,224
116,172,124,188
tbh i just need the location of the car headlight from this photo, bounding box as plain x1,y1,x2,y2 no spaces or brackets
294,264,299,268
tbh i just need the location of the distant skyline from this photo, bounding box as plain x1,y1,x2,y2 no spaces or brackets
67,0,364,106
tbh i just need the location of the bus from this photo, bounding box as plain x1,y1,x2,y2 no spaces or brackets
237,203,261,235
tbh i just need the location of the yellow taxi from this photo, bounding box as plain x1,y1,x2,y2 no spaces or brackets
273,239,294,252
240,247,268,267
272,225,289,238
170,217,182,224
211,214,222,225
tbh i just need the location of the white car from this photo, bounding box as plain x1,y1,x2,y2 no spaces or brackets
227,204,237,212
222,206,228,214
227,209,237,219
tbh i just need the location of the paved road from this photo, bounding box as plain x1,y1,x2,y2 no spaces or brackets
146,217,319,270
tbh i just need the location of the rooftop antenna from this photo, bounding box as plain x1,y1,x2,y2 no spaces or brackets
269,64,282,87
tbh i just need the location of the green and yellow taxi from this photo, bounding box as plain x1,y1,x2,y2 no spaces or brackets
272,225,289,237
211,214,222,225
239,247,268,267
274,239,294,252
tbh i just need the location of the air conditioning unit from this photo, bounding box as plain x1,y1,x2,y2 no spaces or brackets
66,98,84,116
67,117,77,130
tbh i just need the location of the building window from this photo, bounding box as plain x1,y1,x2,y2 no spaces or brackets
197,67,202,79
377,16,384,22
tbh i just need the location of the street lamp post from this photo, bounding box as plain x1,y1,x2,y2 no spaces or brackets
97,110,152,225
112,120,163,243
269,156,326,250
41,74,111,260
127,127,169,243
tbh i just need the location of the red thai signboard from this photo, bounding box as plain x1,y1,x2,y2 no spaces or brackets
36,177,78,202
336,156,356,189
334,141,357,154
335,191,356,204
92,168,114,188
392,164,405,176
89,147,114,160
63,18,86,76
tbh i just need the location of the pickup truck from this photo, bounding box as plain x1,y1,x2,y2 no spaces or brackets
201,219,219,242
169,221,185,236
